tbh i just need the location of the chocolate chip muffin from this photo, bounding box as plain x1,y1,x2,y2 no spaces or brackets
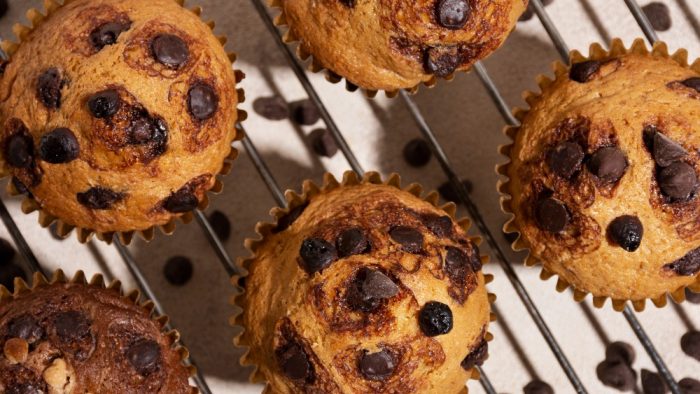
0,0,243,242
499,39,700,311
0,271,195,393
234,172,493,393
275,0,527,95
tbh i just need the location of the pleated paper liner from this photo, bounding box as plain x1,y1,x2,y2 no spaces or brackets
230,171,497,393
0,0,248,245
496,38,700,312
0,269,198,393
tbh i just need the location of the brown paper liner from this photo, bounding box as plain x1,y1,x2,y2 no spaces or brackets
230,170,497,392
0,0,248,245
0,269,198,393
496,38,700,312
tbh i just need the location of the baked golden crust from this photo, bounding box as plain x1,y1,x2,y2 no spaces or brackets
0,0,239,234
501,40,700,309
278,0,527,93
235,173,491,393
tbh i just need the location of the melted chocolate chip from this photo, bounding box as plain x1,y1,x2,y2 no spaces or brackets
273,204,307,233
665,247,700,276
88,89,121,118
346,268,398,312
299,238,337,274
642,2,672,31
436,0,470,29
681,331,700,362
607,215,643,252
403,138,432,167
54,311,91,341
682,77,700,93
588,146,627,183
337,228,369,257
362,270,399,299
460,338,488,370
208,210,231,241
653,132,687,167
389,226,424,253
641,369,668,394
359,349,396,381
188,83,218,121
163,188,198,213
659,162,697,201
163,256,193,286
5,132,34,169
126,339,161,376
6,315,43,344
277,342,312,381
253,96,289,120
535,197,569,233
37,68,64,109
90,21,131,50
77,187,125,210
546,141,584,179
596,359,637,391
524,380,554,394
151,34,189,68
418,301,453,337
444,246,478,281
127,109,168,151
39,128,80,164
605,341,635,365
309,129,338,158
424,46,462,77
569,60,601,83
421,214,453,238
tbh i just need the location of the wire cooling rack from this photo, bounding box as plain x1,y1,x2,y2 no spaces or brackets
0,0,698,393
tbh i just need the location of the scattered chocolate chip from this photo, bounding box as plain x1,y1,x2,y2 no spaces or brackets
188,83,218,121
438,179,472,202
54,311,91,341
6,315,43,344
5,132,34,169
37,68,64,109
208,210,231,242
606,341,636,365
607,215,644,252
277,342,312,381
253,96,289,121
309,129,338,158
77,187,125,210
460,339,488,370
686,288,700,304
535,197,569,233
126,339,161,376
421,214,453,238
359,349,396,381
90,21,131,50
546,141,584,179
641,369,668,394
291,100,321,126
389,226,424,253
665,247,700,276
681,331,700,362
346,268,399,312
680,378,700,394
163,256,193,286
659,162,697,201
418,301,453,337
588,147,628,183
164,186,198,213
653,132,687,167
569,60,601,83
403,138,432,167
151,34,189,68
596,359,637,391
39,128,80,164
0,238,15,264
299,238,337,274
524,379,554,394
88,89,121,119
0,264,25,292
424,46,462,77
436,0,470,29
682,78,700,93
273,204,307,233
642,2,672,31
337,228,369,257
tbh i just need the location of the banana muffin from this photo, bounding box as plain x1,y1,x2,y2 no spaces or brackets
499,39,700,310
0,0,241,240
235,172,492,393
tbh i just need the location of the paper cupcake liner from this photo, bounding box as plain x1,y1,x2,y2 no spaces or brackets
230,170,497,392
0,0,247,245
496,38,700,312
0,269,198,393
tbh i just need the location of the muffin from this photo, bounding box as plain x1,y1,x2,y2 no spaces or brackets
234,172,494,393
274,0,528,95
498,39,700,311
0,0,244,243
0,270,195,393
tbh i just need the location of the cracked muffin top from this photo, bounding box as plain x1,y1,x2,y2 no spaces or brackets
278,0,527,92
0,0,239,234
0,279,194,394
236,176,491,393
502,43,700,308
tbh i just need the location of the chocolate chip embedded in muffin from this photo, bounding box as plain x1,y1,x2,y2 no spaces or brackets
546,141,584,179
337,227,370,257
88,89,122,119
188,82,219,121
596,359,637,391
587,147,627,184
299,238,337,274
36,68,65,109
418,301,453,337
151,34,189,68
641,369,667,394
424,46,462,77
534,197,569,233
682,77,700,93
444,246,480,282
658,162,697,201
358,349,396,381
652,132,687,167
54,311,91,342
346,268,399,312
607,215,644,252
276,342,312,381
389,226,424,253
664,247,700,276
77,187,126,210
435,0,470,30
6,315,44,345
420,213,453,238
569,60,601,83
126,339,161,376
460,338,487,370
39,128,80,164
4,130,35,169
90,21,132,51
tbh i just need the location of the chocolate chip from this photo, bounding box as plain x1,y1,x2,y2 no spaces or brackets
337,228,369,257
127,110,168,150
535,197,569,233
642,2,672,31
546,141,584,179
444,246,479,281
653,132,687,167
188,83,218,121
291,100,321,126
682,78,700,93
164,186,198,213
588,146,627,183
253,96,290,121
424,46,462,77
273,204,307,233
151,34,189,68
0,238,15,264
607,215,644,252
208,210,231,241
681,331,700,362
389,226,424,253
77,187,125,210
39,128,79,164
346,268,398,312
90,21,131,50
37,68,64,109
163,256,193,286
339,0,356,7
54,311,91,341
299,238,337,274
88,89,121,118
277,342,311,381
5,132,34,169
665,247,700,276
596,359,637,391
126,339,161,376
680,378,700,394
6,315,43,344
359,349,396,381
606,341,636,365
309,129,338,158
686,288,700,304
460,338,488,370
569,60,601,83
403,138,432,167
418,301,453,337
7,382,45,394
659,162,697,200
421,214,453,238
524,379,554,394
362,270,399,299
641,369,668,394
436,0,470,29
0,263,25,293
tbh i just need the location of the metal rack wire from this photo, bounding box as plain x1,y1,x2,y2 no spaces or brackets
0,0,695,393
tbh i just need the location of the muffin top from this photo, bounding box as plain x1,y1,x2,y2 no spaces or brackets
503,43,700,306
0,0,239,234
236,176,491,393
279,0,527,92
0,279,194,393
